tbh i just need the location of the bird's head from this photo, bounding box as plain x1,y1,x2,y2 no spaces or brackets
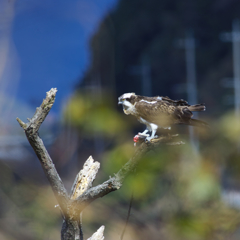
118,93,137,115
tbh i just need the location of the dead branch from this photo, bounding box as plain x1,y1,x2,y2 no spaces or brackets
70,156,100,240
17,88,69,214
70,156,100,200
87,226,105,240
17,88,184,240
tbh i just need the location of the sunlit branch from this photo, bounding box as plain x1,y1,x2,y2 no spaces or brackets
16,88,69,215
72,135,184,214
16,88,184,240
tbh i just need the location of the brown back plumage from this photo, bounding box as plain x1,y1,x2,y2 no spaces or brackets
131,95,207,127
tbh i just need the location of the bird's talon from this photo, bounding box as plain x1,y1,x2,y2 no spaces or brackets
138,132,150,137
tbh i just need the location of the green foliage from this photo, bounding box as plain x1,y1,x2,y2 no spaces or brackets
85,112,240,240
63,90,132,138
7,1,240,237
103,141,135,173
0,162,60,240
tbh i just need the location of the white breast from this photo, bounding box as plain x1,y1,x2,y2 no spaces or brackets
123,101,137,115
139,117,150,125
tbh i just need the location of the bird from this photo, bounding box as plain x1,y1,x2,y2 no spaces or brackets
118,92,208,141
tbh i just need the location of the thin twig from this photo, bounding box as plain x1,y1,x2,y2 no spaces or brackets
79,213,83,240
120,191,134,240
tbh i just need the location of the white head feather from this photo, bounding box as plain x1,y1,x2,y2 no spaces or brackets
118,93,137,115
121,92,135,99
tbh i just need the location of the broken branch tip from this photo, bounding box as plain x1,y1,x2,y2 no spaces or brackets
16,117,27,129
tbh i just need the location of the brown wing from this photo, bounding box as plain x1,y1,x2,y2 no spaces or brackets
160,97,206,125
134,96,206,127
135,95,189,106
173,106,193,124
135,100,177,127
161,96,190,106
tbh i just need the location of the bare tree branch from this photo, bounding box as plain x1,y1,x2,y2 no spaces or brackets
17,88,69,215
70,155,100,240
17,88,184,240
71,135,184,215
70,156,100,200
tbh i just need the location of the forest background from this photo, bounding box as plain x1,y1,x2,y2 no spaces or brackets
1,0,240,239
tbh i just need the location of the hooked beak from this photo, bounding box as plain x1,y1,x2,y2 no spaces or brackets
118,99,123,105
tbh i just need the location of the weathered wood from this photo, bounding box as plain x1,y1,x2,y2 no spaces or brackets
72,135,184,215
17,88,184,240
17,88,69,216
71,156,100,200
70,156,101,240
87,226,105,240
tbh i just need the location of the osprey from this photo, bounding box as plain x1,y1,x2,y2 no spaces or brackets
118,93,208,141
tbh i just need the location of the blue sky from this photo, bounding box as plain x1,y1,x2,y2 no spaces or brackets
0,0,117,116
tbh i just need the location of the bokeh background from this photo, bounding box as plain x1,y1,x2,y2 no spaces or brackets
2,0,240,239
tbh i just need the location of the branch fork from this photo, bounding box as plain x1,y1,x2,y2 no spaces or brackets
17,88,184,240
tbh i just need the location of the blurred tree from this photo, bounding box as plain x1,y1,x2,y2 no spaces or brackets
78,0,240,116
4,0,240,239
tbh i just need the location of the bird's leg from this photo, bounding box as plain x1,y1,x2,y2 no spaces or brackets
146,123,158,141
138,128,150,137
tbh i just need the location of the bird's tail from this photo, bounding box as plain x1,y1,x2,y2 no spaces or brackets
189,118,209,128
188,104,206,112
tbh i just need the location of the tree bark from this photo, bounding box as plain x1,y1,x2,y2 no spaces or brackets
17,88,184,240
